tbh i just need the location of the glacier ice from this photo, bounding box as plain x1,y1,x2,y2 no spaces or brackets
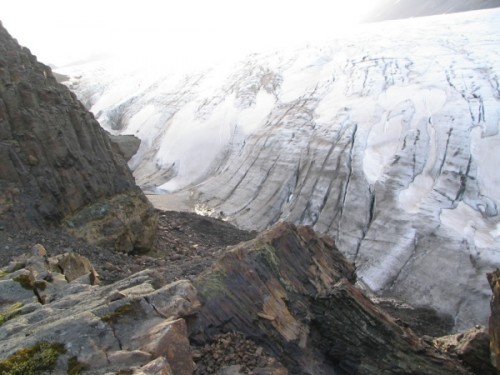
59,8,500,330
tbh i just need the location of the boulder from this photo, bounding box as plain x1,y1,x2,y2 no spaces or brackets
0,22,157,253
433,326,498,375
109,133,141,161
49,252,99,283
192,222,471,374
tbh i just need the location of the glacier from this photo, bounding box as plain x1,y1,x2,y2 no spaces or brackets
58,8,500,330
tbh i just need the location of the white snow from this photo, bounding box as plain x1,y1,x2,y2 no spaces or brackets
440,201,499,249
471,123,500,204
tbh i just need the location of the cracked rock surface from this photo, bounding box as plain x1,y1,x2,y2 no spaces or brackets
0,253,199,374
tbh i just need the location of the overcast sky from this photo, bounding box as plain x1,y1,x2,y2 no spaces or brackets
2,0,380,67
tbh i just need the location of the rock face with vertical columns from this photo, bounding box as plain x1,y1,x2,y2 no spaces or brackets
0,21,157,253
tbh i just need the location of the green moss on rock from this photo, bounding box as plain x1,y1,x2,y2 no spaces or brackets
0,341,66,375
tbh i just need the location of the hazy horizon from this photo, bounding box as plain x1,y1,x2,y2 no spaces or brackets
2,0,380,68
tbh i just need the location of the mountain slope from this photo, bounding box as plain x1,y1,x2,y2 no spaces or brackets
0,21,157,252
60,9,500,330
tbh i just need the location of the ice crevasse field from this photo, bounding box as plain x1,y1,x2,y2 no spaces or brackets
59,8,500,330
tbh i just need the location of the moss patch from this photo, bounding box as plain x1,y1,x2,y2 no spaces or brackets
0,302,23,326
255,245,280,275
0,341,66,375
255,244,297,293
67,356,88,375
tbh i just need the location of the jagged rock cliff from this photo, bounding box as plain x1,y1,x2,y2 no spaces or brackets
0,22,157,252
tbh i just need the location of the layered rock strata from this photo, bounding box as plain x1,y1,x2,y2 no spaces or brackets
192,222,472,374
62,9,500,328
0,252,199,374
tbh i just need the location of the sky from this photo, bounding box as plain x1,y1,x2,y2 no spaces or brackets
2,0,381,68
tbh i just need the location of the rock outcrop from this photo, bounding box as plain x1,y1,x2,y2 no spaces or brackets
0,253,199,374
433,326,498,375
487,269,500,371
0,21,157,252
192,222,471,374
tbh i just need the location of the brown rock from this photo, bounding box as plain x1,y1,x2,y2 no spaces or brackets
31,243,46,257
108,134,141,161
140,318,194,375
433,326,497,375
192,222,471,374
51,252,99,284
487,269,500,371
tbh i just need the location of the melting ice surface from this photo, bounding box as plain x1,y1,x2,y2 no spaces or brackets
59,8,500,330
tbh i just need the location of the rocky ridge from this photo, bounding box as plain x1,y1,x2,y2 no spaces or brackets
0,21,157,253
2,222,497,374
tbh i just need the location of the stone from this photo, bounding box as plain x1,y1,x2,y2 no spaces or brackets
134,356,173,375
139,318,194,375
31,244,47,257
192,222,471,374
50,252,99,284
107,349,152,368
487,269,500,371
0,22,157,253
0,270,37,304
216,365,244,375
433,326,497,375
253,366,288,375
145,280,201,319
